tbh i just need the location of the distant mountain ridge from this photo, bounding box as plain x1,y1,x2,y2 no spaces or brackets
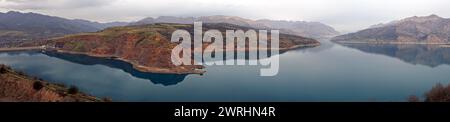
0,11,128,41
0,11,337,41
130,15,339,39
332,15,450,44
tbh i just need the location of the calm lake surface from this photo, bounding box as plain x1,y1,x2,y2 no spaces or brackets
1,40,450,102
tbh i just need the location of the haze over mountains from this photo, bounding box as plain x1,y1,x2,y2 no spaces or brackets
130,15,340,39
0,11,339,42
0,11,128,41
332,15,450,44
5,11,450,45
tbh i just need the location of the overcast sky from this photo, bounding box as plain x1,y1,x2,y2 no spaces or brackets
1,0,450,32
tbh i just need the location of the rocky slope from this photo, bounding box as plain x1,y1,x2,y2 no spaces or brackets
332,15,450,44
0,64,104,102
130,15,339,39
41,23,319,74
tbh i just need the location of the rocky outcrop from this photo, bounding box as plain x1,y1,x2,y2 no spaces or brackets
44,23,319,74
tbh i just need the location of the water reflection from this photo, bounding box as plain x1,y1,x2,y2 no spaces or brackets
341,44,450,67
43,51,188,86
2,42,450,101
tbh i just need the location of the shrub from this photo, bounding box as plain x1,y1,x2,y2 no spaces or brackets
33,81,44,91
425,83,450,102
0,66,7,74
17,71,25,76
54,83,66,88
68,86,79,95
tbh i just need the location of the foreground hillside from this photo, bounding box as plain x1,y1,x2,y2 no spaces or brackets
39,23,319,74
332,15,450,44
0,64,104,102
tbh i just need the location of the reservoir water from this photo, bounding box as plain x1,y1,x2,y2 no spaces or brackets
1,40,450,102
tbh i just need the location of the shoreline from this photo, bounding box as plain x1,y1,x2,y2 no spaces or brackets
440,45,450,48
0,46,44,52
0,43,319,75
198,43,321,54
54,50,206,75
281,43,321,51
334,40,450,45
0,47,205,75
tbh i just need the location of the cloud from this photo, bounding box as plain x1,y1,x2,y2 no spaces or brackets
0,0,116,10
1,0,450,32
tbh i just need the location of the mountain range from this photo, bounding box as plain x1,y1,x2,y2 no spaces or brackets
130,15,339,39
0,11,338,42
4,11,450,46
332,15,450,44
0,11,128,42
